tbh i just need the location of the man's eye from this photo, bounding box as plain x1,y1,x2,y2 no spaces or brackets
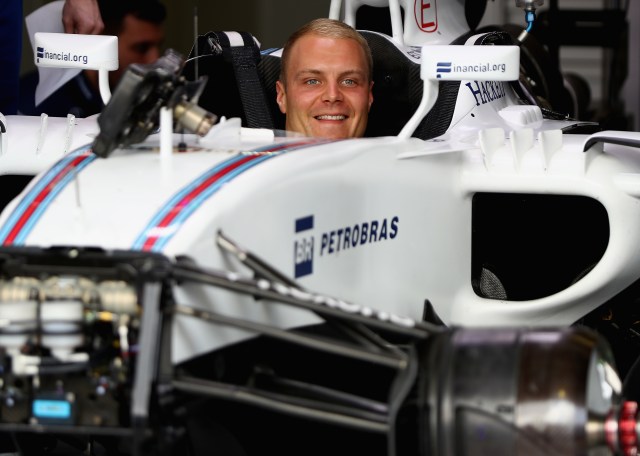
305,79,320,85
132,43,153,55
342,79,357,86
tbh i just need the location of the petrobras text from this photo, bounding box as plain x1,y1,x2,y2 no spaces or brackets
319,217,399,256
294,215,400,279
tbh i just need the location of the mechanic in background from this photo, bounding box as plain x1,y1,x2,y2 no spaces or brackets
19,0,166,118
276,18,374,139
0,0,102,116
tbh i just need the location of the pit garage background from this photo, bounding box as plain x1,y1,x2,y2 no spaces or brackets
19,0,639,131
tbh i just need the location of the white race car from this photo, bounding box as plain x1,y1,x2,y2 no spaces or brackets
0,0,636,454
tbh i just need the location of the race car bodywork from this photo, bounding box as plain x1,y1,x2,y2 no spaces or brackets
2,37,636,349
0,0,639,454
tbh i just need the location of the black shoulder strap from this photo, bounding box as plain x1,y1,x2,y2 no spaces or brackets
196,31,274,129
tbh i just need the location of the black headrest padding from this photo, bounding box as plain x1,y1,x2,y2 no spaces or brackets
257,54,286,131
362,31,421,137
465,0,488,31
412,81,461,140
362,31,460,139
183,34,248,125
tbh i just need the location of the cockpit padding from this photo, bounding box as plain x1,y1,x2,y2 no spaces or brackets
184,31,275,130
256,53,286,131
185,30,518,140
258,31,462,140
360,31,461,139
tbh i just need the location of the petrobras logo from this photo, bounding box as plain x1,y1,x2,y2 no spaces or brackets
294,216,315,279
37,46,88,65
415,0,437,33
436,61,507,79
293,215,400,279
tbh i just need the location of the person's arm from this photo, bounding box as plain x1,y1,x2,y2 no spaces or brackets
62,0,104,34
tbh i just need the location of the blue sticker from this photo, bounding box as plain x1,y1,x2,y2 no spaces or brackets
33,399,72,419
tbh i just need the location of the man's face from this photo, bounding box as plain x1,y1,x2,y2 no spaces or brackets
110,15,164,88
276,34,373,139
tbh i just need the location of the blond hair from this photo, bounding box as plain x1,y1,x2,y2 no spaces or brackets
279,18,373,86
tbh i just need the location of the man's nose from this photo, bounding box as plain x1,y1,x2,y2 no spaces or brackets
145,47,162,64
322,81,343,102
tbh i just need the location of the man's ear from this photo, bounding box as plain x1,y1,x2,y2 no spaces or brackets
368,81,374,112
275,80,287,114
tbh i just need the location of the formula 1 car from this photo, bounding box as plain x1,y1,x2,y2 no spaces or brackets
0,0,638,454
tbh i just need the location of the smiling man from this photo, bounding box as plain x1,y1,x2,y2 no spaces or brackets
276,18,374,139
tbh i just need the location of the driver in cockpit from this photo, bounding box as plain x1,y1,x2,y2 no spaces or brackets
275,18,374,139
